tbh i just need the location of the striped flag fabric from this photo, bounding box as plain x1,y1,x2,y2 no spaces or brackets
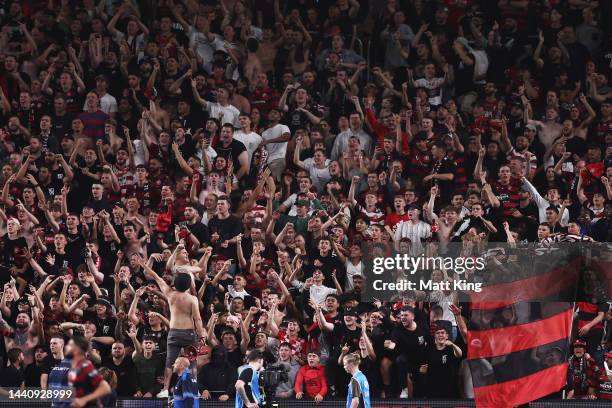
467,244,582,407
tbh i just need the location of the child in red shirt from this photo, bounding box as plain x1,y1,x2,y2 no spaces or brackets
294,351,327,402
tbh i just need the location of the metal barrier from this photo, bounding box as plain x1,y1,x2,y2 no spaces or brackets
0,399,608,408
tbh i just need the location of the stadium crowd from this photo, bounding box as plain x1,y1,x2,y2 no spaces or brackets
0,0,612,405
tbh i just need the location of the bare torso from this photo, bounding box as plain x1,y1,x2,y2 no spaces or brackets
168,291,195,330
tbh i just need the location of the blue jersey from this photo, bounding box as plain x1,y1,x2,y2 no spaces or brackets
346,370,370,408
173,368,199,408
48,358,71,408
235,365,262,408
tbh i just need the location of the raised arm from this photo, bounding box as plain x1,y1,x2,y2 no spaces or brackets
172,142,195,176
140,261,171,295
190,78,209,109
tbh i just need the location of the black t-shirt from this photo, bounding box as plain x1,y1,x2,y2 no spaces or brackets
331,324,361,356
63,229,87,270
45,168,66,199
450,53,475,95
390,323,430,365
186,222,209,246
311,253,344,288
24,362,44,387
0,365,24,387
3,236,28,267
431,157,456,202
215,139,247,172
227,347,246,370
103,356,137,397
69,165,102,210
423,344,461,398
208,215,243,258
237,366,257,405
52,112,74,139
176,136,198,162
565,135,588,158
83,312,116,338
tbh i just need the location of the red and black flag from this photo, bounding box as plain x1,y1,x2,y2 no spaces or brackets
467,244,583,407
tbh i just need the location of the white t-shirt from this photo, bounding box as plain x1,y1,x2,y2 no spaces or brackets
234,130,263,167
261,124,291,162
394,220,432,255
282,193,318,217
345,260,364,291
189,27,224,74
84,93,117,115
302,158,331,192
205,102,240,127
309,284,337,310
414,77,445,106
132,139,145,167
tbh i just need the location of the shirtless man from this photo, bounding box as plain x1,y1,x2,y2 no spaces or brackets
139,261,206,398
3,311,42,366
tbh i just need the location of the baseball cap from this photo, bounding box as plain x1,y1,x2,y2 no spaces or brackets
95,74,109,82
343,307,359,317
95,298,113,309
525,123,537,132
573,339,587,348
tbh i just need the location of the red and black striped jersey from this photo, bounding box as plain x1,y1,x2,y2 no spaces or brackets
67,359,103,406
492,180,521,217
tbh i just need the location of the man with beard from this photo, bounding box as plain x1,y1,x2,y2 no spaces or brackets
566,340,599,399
480,81,499,118
66,336,111,407
314,305,361,397
384,306,430,398
183,205,209,246
102,341,137,397
0,348,25,388
24,345,49,387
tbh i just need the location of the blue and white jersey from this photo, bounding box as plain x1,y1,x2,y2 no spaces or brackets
48,358,71,408
235,365,262,408
173,368,199,408
346,370,370,408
